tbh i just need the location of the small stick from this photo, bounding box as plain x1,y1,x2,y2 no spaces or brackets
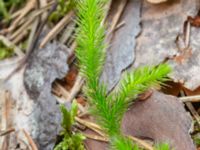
184,20,191,48
75,117,106,137
180,95,200,102
106,0,127,41
83,133,108,142
13,30,29,44
0,128,15,136
0,35,24,57
75,117,102,131
128,135,154,150
54,82,69,99
3,2,58,83
22,129,38,150
39,10,75,48
26,15,40,53
0,91,12,149
7,0,55,21
180,91,200,126
10,17,34,40
6,0,36,33
60,21,76,44
68,74,84,102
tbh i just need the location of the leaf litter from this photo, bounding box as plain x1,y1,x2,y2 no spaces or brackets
0,0,200,149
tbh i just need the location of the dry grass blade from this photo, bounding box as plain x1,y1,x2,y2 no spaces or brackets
10,17,34,41
39,0,48,19
60,21,76,44
7,0,37,33
84,133,108,142
107,0,127,40
39,10,75,48
68,74,84,102
53,82,69,99
0,128,15,136
0,35,24,57
25,16,40,52
12,30,29,44
180,95,200,102
0,91,12,149
75,117,106,137
186,102,200,126
75,117,102,131
180,91,200,126
127,135,154,150
76,117,153,150
22,129,38,150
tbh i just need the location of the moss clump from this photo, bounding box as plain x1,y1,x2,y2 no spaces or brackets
49,0,75,23
54,102,85,150
0,41,14,60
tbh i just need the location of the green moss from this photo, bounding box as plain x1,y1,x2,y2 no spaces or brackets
154,143,171,150
54,101,85,150
0,0,25,20
49,0,75,23
75,0,171,149
0,41,14,60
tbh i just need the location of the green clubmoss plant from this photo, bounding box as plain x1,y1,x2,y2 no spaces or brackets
75,0,171,149
54,101,85,150
49,0,75,22
154,143,171,150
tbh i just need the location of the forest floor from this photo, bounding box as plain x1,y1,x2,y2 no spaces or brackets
0,0,200,150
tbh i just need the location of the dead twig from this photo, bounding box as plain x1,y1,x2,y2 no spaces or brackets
180,95,200,102
128,135,154,150
22,129,38,150
0,91,12,149
39,11,75,48
180,91,200,126
76,117,153,150
106,0,127,41
83,133,108,142
0,35,24,57
75,117,106,137
6,0,37,33
0,128,15,136
68,74,84,102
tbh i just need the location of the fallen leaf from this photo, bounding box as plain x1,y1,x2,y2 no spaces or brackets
122,91,195,150
132,0,200,91
188,16,200,27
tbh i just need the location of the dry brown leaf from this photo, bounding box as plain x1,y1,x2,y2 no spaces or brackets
85,91,195,150
133,0,200,91
122,91,195,150
188,16,200,27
